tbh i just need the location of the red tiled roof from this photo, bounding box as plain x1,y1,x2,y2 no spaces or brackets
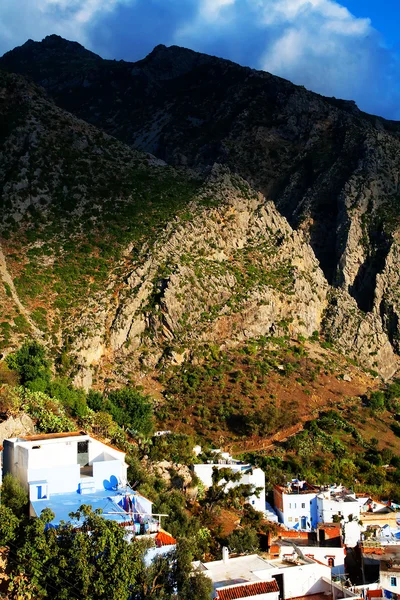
216,580,279,599
155,530,176,547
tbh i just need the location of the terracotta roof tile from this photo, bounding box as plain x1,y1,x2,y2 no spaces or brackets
155,530,176,547
367,592,384,599
216,580,279,599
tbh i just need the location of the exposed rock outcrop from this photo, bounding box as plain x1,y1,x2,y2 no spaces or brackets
0,414,35,445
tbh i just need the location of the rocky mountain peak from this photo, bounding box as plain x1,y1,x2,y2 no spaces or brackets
0,36,399,380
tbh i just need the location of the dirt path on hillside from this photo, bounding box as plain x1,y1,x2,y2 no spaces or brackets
0,243,45,340
229,419,309,455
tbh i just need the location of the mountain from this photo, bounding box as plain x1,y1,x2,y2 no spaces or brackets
0,36,399,386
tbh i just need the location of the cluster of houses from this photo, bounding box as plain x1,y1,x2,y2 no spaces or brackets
1,434,400,599
193,450,400,599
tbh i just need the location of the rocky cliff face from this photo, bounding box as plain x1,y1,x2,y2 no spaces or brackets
0,38,399,383
70,167,329,387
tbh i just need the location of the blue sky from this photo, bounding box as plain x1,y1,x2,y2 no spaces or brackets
0,0,399,119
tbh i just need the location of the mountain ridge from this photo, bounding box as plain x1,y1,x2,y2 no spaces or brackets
0,37,399,384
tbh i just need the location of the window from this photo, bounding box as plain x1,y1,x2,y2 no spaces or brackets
288,517,293,522
294,503,297,509
289,503,291,509
328,558,335,568
301,503,305,509
78,441,89,454
295,518,299,523
391,576,397,587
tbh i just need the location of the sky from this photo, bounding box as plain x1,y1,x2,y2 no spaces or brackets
0,0,399,120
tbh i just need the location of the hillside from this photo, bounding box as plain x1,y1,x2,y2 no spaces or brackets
1,35,399,381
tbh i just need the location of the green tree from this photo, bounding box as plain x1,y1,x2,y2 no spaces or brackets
202,467,260,514
0,473,29,517
47,378,88,417
11,505,147,600
6,341,51,387
369,391,385,412
106,388,154,436
225,528,260,554
175,539,212,600
0,505,20,544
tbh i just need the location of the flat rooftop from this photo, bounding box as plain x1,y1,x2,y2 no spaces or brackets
275,482,318,495
31,488,153,527
197,554,310,587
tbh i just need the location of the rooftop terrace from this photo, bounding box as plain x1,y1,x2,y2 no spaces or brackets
31,487,159,530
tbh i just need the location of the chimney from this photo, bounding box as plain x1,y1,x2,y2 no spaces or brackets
222,547,229,564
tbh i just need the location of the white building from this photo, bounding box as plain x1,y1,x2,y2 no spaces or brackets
277,543,346,577
380,559,400,596
317,488,360,524
273,481,319,530
194,547,361,599
193,452,265,513
344,520,361,548
274,481,360,531
2,432,156,530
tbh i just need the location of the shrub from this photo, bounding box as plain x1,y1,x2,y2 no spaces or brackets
106,388,154,436
0,474,28,517
6,341,50,386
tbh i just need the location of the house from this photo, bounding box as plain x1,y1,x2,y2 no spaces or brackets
317,486,360,524
358,496,398,529
193,451,266,513
274,482,360,531
380,558,400,596
274,533,346,577
194,547,361,599
2,432,160,532
273,481,319,530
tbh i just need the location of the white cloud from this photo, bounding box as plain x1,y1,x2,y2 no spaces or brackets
200,0,236,20
0,0,130,54
258,0,377,101
173,0,398,118
0,0,398,118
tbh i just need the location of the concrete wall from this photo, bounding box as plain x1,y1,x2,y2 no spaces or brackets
134,493,153,516
381,570,400,594
317,494,360,524
28,440,79,469
88,438,125,464
92,459,126,490
28,464,80,495
278,545,345,575
3,442,30,490
275,491,318,529
266,561,331,599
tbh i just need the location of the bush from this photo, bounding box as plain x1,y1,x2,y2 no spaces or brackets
225,527,259,554
106,388,154,436
47,379,88,417
0,473,28,517
6,340,51,386
369,391,385,412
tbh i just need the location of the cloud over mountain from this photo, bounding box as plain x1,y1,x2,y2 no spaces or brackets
0,0,399,118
